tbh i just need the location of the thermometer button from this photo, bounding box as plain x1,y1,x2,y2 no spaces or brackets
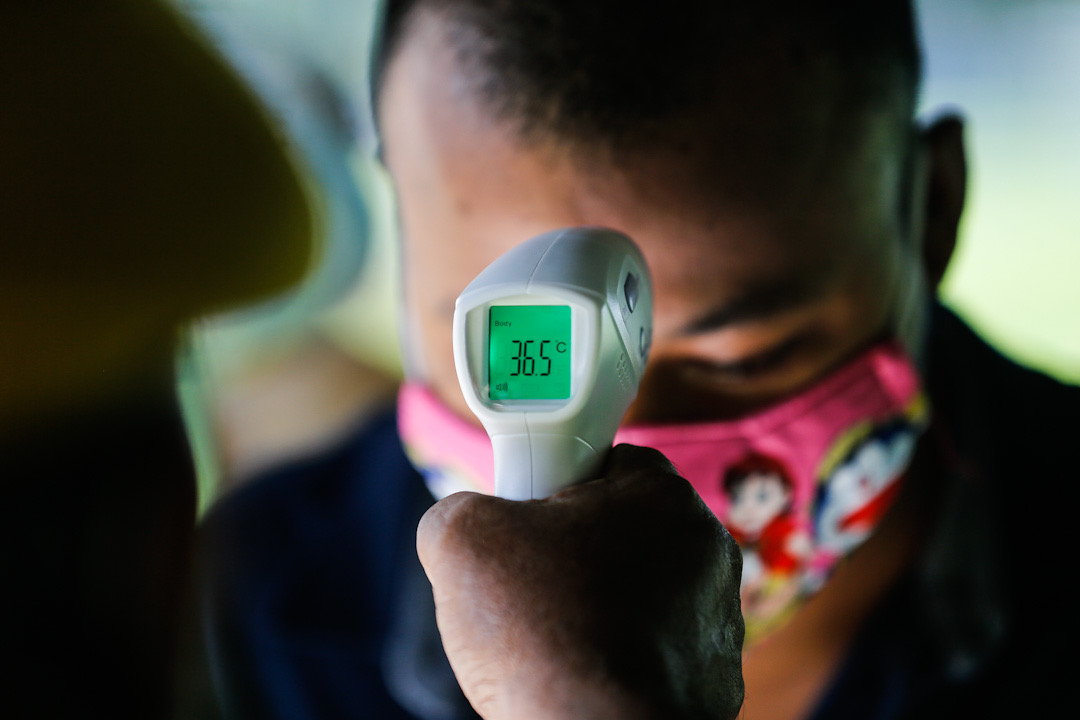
623,273,640,313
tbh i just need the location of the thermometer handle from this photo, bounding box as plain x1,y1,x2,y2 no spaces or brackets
492,433,603,500
454,227,653,500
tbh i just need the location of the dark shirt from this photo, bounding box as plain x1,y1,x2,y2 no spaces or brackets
196,307,1078,719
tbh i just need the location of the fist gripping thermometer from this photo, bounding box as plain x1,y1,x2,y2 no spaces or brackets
453,228,653,500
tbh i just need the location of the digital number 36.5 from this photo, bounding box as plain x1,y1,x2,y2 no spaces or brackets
510,340,553,376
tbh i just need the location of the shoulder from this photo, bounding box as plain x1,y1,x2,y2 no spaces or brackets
202,410,414,539
197,408,425,618
921,306,1077,715
928,305,1078,463
192,408,434,719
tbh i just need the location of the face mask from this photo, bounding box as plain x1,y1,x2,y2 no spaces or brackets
398,340,929,642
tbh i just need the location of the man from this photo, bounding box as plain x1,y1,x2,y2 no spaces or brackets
197,1,1077,718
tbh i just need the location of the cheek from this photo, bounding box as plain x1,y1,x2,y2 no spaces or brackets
399,225,575,421
728,504,753,526
399,236,474,418
767,490,790,516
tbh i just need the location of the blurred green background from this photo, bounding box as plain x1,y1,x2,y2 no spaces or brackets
920,0,1080,384
173,0,1080,511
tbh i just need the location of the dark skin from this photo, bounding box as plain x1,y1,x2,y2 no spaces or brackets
419,446,745,720
384,9,967,719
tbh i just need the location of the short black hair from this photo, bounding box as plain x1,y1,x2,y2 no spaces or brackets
375,0,922,149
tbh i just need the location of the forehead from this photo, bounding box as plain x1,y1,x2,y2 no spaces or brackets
378,15,903,322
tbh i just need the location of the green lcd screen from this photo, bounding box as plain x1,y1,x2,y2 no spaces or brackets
488,305,571,400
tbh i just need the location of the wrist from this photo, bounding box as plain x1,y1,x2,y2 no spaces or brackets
492,676,663,720
479,654,725,720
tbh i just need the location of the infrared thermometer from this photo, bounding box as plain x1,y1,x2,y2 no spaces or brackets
453,227,653,500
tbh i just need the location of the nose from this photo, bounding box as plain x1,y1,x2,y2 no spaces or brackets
621,359,741,425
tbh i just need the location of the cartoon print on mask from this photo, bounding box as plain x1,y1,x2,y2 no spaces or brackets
807,395,929,590
722,454,812,630
400,342,930,645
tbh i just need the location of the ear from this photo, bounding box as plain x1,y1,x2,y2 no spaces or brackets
917,114,967,288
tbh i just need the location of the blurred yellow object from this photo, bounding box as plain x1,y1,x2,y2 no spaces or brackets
0,1,314,431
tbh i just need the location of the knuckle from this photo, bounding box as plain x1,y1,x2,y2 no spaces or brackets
713,522,744,585
417,491,488,558
614,443,680,476
650,472,711,521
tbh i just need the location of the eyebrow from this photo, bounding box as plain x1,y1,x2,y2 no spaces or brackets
678,275,822,337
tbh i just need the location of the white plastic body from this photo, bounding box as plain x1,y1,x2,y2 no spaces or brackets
453,227,653,499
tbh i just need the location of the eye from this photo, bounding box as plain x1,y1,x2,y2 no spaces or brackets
700,332,812,381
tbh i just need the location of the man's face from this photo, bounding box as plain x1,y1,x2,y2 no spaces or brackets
380,15,928,427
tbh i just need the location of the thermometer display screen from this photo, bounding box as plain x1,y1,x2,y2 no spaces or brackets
488,305,571,400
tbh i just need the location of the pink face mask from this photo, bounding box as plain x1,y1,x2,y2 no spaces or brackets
398,341,929,641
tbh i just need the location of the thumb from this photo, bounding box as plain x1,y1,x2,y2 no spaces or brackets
602,443,681,481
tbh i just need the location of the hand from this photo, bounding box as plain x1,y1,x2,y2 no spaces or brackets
417,444,745,720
